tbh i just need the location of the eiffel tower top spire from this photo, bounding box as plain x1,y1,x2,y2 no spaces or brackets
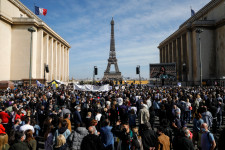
110,17,115,54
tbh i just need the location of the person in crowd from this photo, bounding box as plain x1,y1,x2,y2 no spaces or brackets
128,109,136,129
192,98,199,117
159,104,167,126
64,113,72,132
156,126,170,150
19,117,34,133
53,120,71,145
68,122,88,150
138,103,149,133
218,127,225,150
42,116,53,136
81,126,103,150
9,131,30,150
60,105,71,118
185,99,192,123
44,125,54,150
0,132,10,150
84,111,93,128
109,104,118,127
201,123,216,150
73,106,82,130
112,120,133,150
8,129,16,146
13,119,21,131
192,112,204,146
140,122,157,150
201,107,213,130
54,134,68,150
24,129,36,150
0,107,10,133
149,106,155,130
37,105,47,135
100,119,114,150
216,100,223,129
173,127,194,150
31,119,41,138
172,104,181,119
131,127,143,150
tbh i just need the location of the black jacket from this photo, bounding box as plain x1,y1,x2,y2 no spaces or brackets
141,129,157,150
9,141,30,150
80,134,103,150
173,136,194,150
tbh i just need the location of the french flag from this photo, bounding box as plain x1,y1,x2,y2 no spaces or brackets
35,6,47,16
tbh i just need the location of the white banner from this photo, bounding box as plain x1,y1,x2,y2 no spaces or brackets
74,84,110,92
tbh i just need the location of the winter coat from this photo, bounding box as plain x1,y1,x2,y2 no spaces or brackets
157,133,170,150
68,127,88,150
0,111,10,124
9,141,30,150
80,134,103,150
141,129,157,150
138,106,150,125
45,133,53,150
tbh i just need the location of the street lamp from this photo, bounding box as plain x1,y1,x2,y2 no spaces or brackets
136,65,141,86
196,28,203,86
28,27,36,87
93,66,97,84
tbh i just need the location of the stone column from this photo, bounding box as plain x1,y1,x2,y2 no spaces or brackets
169,43,172,63
186,31,193,83
165,45,168,63
64,47,66,81
53,40,57,80
180,35,184,81
36,30,43,79
61,45,64,81
176,38,179,80
49,37,53,81
67,49,69,81
43,33,49,81
58,43,61,81
162,47,165,63
160,48,162,63
173,40,176,63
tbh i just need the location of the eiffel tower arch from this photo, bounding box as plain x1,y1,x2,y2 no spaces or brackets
103,18,122,80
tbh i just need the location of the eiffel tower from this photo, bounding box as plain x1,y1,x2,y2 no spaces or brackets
103,18,122,80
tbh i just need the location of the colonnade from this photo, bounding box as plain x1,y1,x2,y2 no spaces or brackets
36,30,69,82
159,32,191,82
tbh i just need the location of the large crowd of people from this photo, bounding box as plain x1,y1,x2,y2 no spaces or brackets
0,83,225,150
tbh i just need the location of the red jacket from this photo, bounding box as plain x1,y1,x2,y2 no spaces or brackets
0,111,10,124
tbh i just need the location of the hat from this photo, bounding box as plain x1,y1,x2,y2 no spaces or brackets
0,124,6,134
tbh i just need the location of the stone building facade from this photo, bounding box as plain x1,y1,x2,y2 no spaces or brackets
0,0,70,82
158,0,225,85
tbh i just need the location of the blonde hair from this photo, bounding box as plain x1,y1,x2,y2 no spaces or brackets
0,134,8,150
55,134,66,148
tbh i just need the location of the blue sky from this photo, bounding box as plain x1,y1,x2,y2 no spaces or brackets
21,0,210,80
